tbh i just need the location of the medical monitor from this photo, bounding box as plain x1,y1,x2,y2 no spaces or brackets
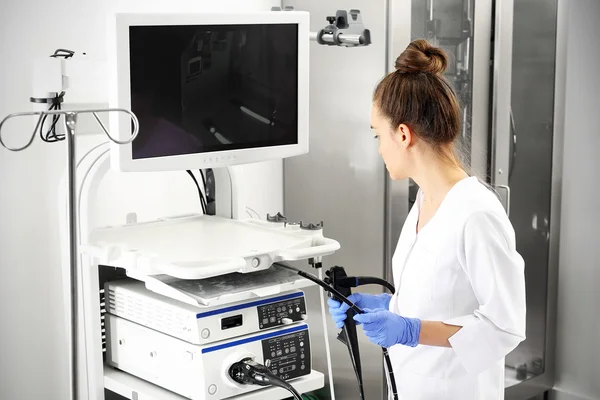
109,12,309,172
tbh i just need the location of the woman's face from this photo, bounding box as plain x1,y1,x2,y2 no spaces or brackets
370,104,413,181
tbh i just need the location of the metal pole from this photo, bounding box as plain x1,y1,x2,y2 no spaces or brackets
0,108,139,400
65,112,79,400
309,32,365,46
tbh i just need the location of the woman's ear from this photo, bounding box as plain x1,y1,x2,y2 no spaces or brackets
395,124,413,149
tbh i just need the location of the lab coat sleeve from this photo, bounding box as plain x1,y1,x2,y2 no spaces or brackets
443,210,526,375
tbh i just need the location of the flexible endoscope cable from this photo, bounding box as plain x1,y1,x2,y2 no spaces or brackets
277,264,399,400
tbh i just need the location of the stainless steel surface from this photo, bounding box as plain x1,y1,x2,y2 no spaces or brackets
0,108,139,151
0,113,43,151
470,0,493,178
494,184,511,216
310,32,364,46
383,3,412,395
407,0,486,208
549,1,599,399
384,0,411,298
504,0,560,397
422,0,477,159
0,108,140,400
490,0,514,187
282,1,387,398
65,114,80,400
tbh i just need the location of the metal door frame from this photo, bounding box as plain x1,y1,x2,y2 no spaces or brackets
383,0,411,295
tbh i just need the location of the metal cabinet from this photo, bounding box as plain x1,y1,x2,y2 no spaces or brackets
283,0,560,398
505,0,559,398
407,2,560,397
406,0,492,210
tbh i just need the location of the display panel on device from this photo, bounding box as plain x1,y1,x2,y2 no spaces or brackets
129,24,299,160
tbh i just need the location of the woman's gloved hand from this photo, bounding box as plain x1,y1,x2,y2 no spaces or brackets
353,308,421,348
327,293,392,329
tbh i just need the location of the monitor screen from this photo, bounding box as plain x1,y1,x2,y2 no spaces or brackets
128,24,299,160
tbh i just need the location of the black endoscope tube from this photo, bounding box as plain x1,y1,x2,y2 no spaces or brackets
280,264,364,315
278,263,399,400
354,276,396,294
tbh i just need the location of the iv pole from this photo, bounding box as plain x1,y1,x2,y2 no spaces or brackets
0,108,139,400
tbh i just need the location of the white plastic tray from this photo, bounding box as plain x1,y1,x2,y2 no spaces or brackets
83,214,339,280
129,263,317,307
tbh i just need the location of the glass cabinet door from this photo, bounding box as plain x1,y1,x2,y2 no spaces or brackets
408,0,480,208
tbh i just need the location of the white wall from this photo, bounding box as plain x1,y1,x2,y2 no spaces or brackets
553,1,600,399
0,1,280,399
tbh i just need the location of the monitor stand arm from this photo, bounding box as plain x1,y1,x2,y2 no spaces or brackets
272,7,372,47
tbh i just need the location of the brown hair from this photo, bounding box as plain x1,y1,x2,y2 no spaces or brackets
373,39,462,160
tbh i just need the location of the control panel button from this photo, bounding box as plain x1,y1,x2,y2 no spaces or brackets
257,296,307,330
201,329,211,339
261,329,311,382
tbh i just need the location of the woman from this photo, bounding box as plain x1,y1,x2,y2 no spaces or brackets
328,39,526,399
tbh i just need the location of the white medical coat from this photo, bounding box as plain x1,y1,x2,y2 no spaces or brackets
388,177,526,399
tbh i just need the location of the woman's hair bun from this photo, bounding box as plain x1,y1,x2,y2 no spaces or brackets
395,39,448,75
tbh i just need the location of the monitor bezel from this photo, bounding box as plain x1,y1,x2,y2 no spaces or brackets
108,11,309,172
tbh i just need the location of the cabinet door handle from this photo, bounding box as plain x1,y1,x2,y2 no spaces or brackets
509,107,517,179
494,185,511,217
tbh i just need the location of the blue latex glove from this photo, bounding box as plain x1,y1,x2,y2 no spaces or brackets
327,293,391,329
353,308,421,348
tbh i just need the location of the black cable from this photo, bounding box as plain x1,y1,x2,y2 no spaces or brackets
50,49,75,59
31,48,73,144
270,379,302,400
229,358,303,400
186,170,206,214
354,276,396,294
38,92,66,143
199,169,207,193
383,347,398,399
278,263,399,400
198,169,210,213
198,170,208,211
347,276,398,397
278,264,363,314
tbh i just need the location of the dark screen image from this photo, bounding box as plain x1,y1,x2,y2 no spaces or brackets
129,24,299,159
